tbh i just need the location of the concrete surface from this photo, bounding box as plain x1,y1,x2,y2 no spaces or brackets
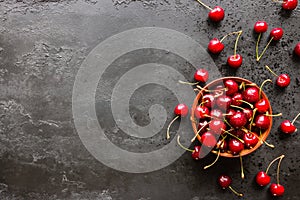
0,0,299,199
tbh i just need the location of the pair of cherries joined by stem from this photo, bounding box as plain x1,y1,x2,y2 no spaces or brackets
254,21,284,61
256,155,286,196
195,0,224,22
208,30,243,68
273,0,298,10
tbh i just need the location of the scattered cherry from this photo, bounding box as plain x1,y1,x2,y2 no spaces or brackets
265,65,290,87
195,0,225,22
227,54,243,68
208,38,224,54
270,184,285,196
254,21,268,33
194,69,209,83
294,42,300,57
280,113,300,134
281,0,298,10
218,175,243,197
256,171,271,186
167,104,189,139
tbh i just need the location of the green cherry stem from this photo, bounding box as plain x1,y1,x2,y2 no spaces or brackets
177,135,194,152
256,33,262,60
204,150,220,169
166,116,179,139
220,31,243,42
195,0,212,10
259,79,272,99
291,113,300,124
257,37,274,61
222,129,245,143
178,80,199,86
240,155,245,179
191,121,209,142
265,154,285,174
233,30,243,58
276,155,285,184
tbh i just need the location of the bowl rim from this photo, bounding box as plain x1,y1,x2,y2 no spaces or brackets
190,76,273,158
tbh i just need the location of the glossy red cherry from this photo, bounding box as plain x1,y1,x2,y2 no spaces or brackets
282,0,298,10
218,175,232,188
243,132,259,148
231,93,243,106
224,79,239,95
242,87,259,103
216,95,232,110
208,38,224,54
227,54,243,68
270,28,284,41
226,109,236,120
229,111,247,129
280,120,296,134
211,109,223,119
270,184,285,196
255,98,269,113
209,119,226,135
276,74,290,87
174,104,189,117
256,171,271,186
194,69,209,83
228,139,244,155
208,6,225,22
294,42,300,57
202,94,215,108
254,21,268,33
213,85,225,96
201,132,217,148
242,108,253,121
191,146,202,160
254,114,270,130
195,105,210,119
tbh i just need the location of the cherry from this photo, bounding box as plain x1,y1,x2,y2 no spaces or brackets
216,139,228,152
218,175,243,197
167,104,189,139
177,136,203,160
280,113,300,134
224,79,239,95
243,132,259,148
225,108,236,120
229,111,247,129
270,184,285,196
208,38,224,54
213,85,225,96
209,119,226,135
255,98,269,113
282,0,298,10
208,6,225,22
254,21,268,33
256,171,271,186
242,108,253,121
294,42,300,57
231,93,243,106
228,139,244,155
265,65,290,87
211,109,223,119
201,132,217,148
216,95,232,110
254,114,270,130
195,105,210,119
227,54,243,68
194,69,209,83
232,129,245,138
242,87,259,103
202,94,215,108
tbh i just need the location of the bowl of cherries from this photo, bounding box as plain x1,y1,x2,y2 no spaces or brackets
190,77,276,158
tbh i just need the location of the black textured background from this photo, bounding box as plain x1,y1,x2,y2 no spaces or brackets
0,0,299,199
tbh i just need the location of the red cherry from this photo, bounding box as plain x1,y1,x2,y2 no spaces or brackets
270,28,284,41
232,130,245,138
229,111,247,129
191,146,202,160
294,42,300,57
254,114,270,130
254,21,268,33
282,0,298,10
197,120,209,135
242,108,253,121
201,132,217,148
216,95,232,110
209,119,226,135
218,175,232,188
256,171,271,186
195,105,210,119
255,98,269,113
213,85,225,96
280,120,296,134
211,109,223,119
227,54,243,68
231,93,243,106
243,132,259,148
194,69,209,83
208,38,224,54
226,109,236,120
224,79,239,95
216,140,228,152
270,183,285,196
208,6,225,22
174,104,189,117
202,94,215,108
242,87,259,103
276,74,290,87
228,139,244,155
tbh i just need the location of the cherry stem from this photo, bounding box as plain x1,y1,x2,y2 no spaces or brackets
265,154,285,174
233,31,243,57
256,33,262,60
199,100,209,106
167,115,179,139
222,129,245,143
265,113,282,117
291,113,300,124
191,121,209,142
179,80,199,86
228,186,244,197
204,150,220,169
220,31,243,43
276,155,285,184
224,119,234,129
259,79,272,99
265,65,278,77
258,129,275,148
240,155,245,179
230,105,245,110
177,135,194,152
195,0,212,10
257,37,274,61
196,85,227,93
272,0,285,3
249,108,257,132
237,100,254,109
239,82,244,90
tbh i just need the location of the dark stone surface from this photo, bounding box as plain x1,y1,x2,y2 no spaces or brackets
0,0,299,199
